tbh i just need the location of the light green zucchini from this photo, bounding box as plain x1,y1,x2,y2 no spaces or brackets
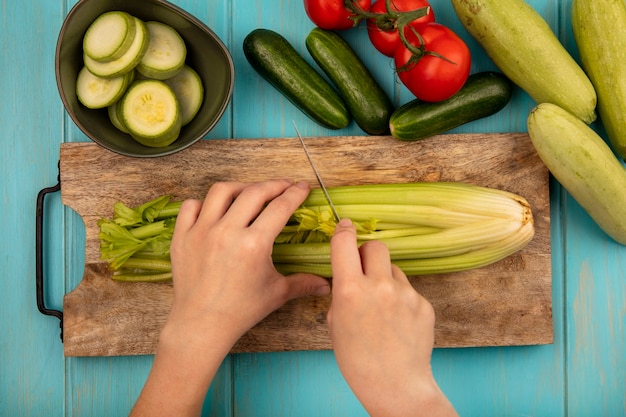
76,66,133,109
108,100,129,133
84,17,149,78
527,103,626,245
451,0,597,124
83,11,137,62
119,80,182,147
164,65,204,126
137,21,187,80
572,0,626,160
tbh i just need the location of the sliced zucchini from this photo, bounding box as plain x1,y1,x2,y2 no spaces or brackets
76,66,133,109
84,17,149,78
83,11,137,62
137,21,187,80
120,80,182,147
108,100,129,133
164,65,203,125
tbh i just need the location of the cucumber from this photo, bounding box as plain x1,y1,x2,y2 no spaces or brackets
242,28,350,130
572,0,626,160
451,0,597,124
84,17,149,78
164,65,203,126
83,11,137,62
119,80,182,147
76,66,133,109
389,72,512,141
137,21,187,80
305,28,394,135
527,103,626,245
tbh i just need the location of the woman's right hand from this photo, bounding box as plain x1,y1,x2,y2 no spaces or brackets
327,219,458,417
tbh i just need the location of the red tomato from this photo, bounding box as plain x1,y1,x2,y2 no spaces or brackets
367,0,435,57
304,0,372,30
394,23,471,102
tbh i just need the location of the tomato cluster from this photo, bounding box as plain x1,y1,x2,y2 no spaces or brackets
303,0,471,102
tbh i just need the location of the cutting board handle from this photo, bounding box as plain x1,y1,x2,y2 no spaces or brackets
36,162,63,341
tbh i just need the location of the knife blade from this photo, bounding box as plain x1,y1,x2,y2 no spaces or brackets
292,121,341,224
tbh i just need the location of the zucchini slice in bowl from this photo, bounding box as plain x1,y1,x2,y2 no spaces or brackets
119,80,182,147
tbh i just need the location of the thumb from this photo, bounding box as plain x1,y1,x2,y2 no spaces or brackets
283,273,330,301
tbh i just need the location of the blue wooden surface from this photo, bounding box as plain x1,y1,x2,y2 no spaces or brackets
1,0,624,415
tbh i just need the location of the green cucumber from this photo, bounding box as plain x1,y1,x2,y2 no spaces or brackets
305,28,394,135
451,0,597,124
389,72,512,141
242,28,350,130
572,0,626,160
137,21,187,80
119,80,182,147
527,103,626,245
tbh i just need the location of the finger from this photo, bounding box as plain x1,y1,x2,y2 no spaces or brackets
390,264,410,283
221,180,295,228
171,199,203,263
358,240,394,278
251,181,310,237
196,182,248,227
330,219,364,282
172,199,202,236
280,273,331,303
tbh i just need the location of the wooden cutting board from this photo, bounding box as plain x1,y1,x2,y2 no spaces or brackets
60,133,552,357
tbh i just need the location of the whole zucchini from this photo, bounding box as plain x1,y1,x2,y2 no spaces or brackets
389,71,512,141
242,28,350,130
527,103,626,245
451,0,597,124
572,0,626,160
305,28,394,135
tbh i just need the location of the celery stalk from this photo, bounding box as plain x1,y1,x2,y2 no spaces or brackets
275,222,535,277
98,182,534,282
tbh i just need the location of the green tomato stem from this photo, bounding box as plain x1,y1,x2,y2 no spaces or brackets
342,0,429,29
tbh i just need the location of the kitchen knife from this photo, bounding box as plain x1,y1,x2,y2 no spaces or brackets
292,121,341,224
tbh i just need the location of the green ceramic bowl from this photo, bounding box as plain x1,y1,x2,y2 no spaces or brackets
55,0,234,157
